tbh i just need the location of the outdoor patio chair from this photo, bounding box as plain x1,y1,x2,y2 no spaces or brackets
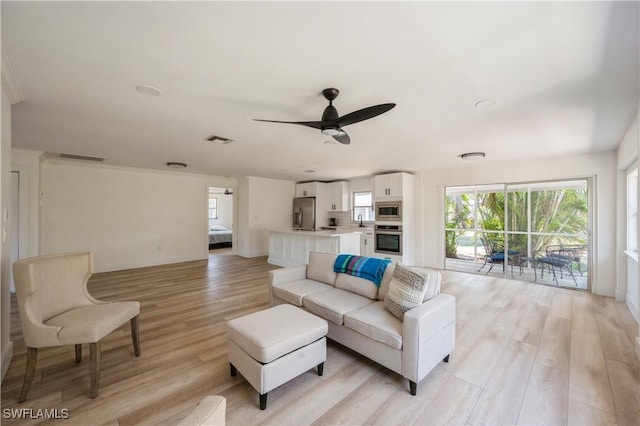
477,236,505,274
535,246,578,285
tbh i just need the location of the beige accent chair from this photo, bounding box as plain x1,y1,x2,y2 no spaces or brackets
12,252,140,402
178,395,226,425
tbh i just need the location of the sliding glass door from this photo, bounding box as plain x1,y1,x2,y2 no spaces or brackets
445,179,590,289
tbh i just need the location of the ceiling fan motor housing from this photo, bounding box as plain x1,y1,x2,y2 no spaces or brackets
321,105,339,122
321,89,340,132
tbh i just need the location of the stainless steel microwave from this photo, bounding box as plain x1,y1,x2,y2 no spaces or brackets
375,201,402,221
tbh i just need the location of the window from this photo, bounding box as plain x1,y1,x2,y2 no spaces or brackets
627,167,638,253
353,191,374,222
209,197,218,219
445,179,590,289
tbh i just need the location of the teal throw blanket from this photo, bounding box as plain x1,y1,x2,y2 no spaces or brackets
333,255,391,287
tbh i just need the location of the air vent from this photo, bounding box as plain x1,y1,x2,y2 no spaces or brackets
58,153,105,162
206,135,234,144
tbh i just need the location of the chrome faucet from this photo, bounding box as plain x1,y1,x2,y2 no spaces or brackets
358,213,364,227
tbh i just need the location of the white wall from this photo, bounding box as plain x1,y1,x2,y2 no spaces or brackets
237,176,295,258
11,150,41,260
1,89,13,381
616,107,639,313
40,159,237,272
418,151,618,297
616,102,640,361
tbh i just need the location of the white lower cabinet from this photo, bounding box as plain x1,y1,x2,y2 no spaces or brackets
268,230,361,267
288,234,310,265
362,229,375,257
314,237,339,253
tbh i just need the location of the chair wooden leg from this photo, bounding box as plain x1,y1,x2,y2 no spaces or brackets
89,342,100,399
75,344,82,363
130,316,141,357
18,347,38,403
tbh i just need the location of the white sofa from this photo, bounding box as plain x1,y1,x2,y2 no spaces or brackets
268,251,456,395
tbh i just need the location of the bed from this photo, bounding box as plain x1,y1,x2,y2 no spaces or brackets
208,226,233,250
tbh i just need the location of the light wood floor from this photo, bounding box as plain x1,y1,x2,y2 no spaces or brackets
1,254,639,425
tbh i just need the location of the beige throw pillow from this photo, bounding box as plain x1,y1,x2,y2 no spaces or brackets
384,263,429,321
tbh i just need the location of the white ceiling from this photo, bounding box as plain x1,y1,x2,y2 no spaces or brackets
2,1,639,181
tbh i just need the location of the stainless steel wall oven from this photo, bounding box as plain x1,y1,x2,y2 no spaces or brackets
374,224,402,255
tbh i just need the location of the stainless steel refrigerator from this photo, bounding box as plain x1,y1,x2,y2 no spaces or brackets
293,197,316,230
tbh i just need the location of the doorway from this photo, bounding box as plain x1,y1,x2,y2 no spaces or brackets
207,187,234,252
445,179,591,290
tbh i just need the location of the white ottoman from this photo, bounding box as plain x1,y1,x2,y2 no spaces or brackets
226,304,328,410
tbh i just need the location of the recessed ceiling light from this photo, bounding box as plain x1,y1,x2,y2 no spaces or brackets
136,85,162,96
460,152,485,161
475,99,497,108
166,162,187,168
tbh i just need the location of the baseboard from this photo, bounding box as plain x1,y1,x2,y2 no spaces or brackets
237,249,268,259
626,295,639,323
94,253,208,273
1,341,13,383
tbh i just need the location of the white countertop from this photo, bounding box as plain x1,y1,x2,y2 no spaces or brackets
270,229,363,237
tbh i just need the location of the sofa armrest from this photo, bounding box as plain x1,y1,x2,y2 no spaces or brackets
402,294,456,382
268,266,308,306
269,266,308,286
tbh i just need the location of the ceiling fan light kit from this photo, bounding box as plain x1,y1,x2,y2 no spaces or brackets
253,87,395,145
321,128,340,136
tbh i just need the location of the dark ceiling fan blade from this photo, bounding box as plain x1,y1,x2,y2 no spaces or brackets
333,129,350,145
337,103,396,127
253,119,326,130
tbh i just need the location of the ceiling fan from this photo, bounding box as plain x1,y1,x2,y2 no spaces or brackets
253,88,395,145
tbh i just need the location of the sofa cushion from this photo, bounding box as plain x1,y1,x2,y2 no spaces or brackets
335,273,378,299
377,262,396,301
384,263,429,321
413,267,441,302
378,264,441,302
344,301,403,349
272,279,333,306
307,252,339,285
303,288,374,325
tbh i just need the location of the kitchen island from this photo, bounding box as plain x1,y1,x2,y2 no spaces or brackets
268,229,362,267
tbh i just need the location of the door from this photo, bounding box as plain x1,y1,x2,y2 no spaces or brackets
10,172,19,292
445,179,591,290
207,186,235,251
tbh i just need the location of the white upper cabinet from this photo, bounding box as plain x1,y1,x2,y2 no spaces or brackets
374,173,408,199
296,182,323,198
327,181,349,211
